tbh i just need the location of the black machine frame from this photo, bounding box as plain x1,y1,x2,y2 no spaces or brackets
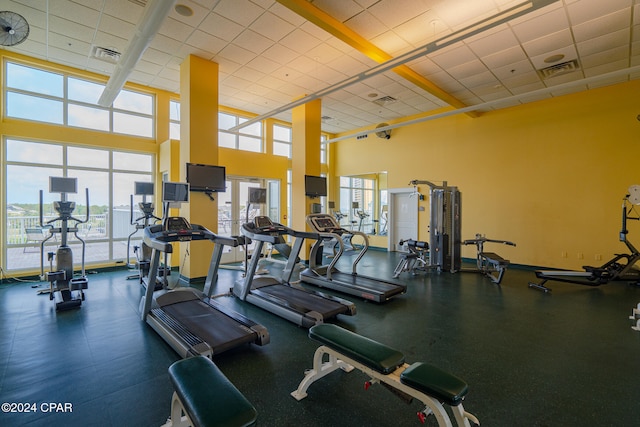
529,187,640,292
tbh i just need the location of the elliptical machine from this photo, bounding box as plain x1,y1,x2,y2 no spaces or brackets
39,177,89,311
126,181,162,285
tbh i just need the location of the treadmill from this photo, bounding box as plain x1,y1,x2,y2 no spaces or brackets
139,216,269,358
301,213,406,303
233,216,356,328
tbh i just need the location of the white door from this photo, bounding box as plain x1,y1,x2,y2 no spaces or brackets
388,188,418,252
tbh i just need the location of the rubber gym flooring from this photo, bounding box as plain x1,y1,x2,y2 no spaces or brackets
1,249,640,426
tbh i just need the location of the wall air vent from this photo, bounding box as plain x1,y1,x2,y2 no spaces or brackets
537,59,580,79
373,96,397,106
92,46,121,63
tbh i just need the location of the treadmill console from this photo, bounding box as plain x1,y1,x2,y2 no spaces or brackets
308,214,343,234
253,216,288,234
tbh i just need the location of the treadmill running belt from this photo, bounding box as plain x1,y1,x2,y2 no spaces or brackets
162,300,257,354
329,271,405,295
257,284,348,318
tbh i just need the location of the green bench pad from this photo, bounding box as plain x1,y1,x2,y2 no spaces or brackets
400,362,468,406
168,356,257,427
309,324,405,375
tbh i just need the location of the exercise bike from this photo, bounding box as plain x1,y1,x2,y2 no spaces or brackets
529,186,640,292
38,177,89,311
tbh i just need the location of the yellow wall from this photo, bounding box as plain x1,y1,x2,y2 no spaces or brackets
333,79,640,270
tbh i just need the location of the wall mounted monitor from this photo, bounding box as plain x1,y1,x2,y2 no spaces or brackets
162,182,189,204
248,187,267,204
49,176,77,194
304,175,327,198
134,181,154,196
186,163,226,193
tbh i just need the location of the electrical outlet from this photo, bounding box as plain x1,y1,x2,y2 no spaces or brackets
577,252,584,259
595,254,602,261
561,251,568,258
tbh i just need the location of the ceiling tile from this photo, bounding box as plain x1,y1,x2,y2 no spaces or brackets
566,0,633,26
249,11,297,42
511,7,569,43
573,8,631,44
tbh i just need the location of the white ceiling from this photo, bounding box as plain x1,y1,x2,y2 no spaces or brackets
2,0,640,134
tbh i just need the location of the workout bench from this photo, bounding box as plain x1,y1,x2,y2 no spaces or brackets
393,239,430,278
163,356,257,427
463,234,516,285
291,324,479,426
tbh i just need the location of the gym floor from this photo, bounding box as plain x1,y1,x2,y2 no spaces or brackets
1,249,639,427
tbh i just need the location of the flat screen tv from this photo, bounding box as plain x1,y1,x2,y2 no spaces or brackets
134,181,154,196
248,187,267,204
305,175,327,198
162,182,189,203
186,163,226,193
50,176,77,194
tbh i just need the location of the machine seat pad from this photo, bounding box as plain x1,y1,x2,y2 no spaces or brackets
400,362,468,407
480,252,509,266
309,324,405,375
168,356,257,427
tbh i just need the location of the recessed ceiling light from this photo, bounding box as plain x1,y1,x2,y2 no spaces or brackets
368,93,378,98
544,54,565,64
175,4,193,17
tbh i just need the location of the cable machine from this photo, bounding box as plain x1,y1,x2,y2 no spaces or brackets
409,180,462,273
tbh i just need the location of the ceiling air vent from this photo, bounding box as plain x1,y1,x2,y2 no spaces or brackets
537,59,580,79
128,0,147,6
321,116,334,122
92,46,121,63
373,96,397,106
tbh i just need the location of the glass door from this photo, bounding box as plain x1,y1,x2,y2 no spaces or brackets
218,177,266,265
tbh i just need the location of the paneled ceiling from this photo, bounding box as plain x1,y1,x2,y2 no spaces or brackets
2,0,639,134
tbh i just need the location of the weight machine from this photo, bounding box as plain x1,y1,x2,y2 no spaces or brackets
409,180,462,273
529,186,640,292
38,177,89,311
462,234,516,284
393,239,430,278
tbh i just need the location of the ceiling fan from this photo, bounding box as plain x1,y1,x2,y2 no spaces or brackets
0,11,30,46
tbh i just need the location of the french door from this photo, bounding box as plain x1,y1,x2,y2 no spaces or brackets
217,177,265,264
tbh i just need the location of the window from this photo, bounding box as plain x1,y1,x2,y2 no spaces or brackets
169,100,180,140
218,112,262,152
273,124,291,158
4,138,154,272
4,61,155,138
339,176,375,232
321,135,327,164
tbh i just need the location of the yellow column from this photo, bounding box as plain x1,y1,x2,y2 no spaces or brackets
179,55,219,280
291,98,322,260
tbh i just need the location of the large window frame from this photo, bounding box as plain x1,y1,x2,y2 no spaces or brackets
3,137,155,272
218,112,263,152
4,60,155,138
